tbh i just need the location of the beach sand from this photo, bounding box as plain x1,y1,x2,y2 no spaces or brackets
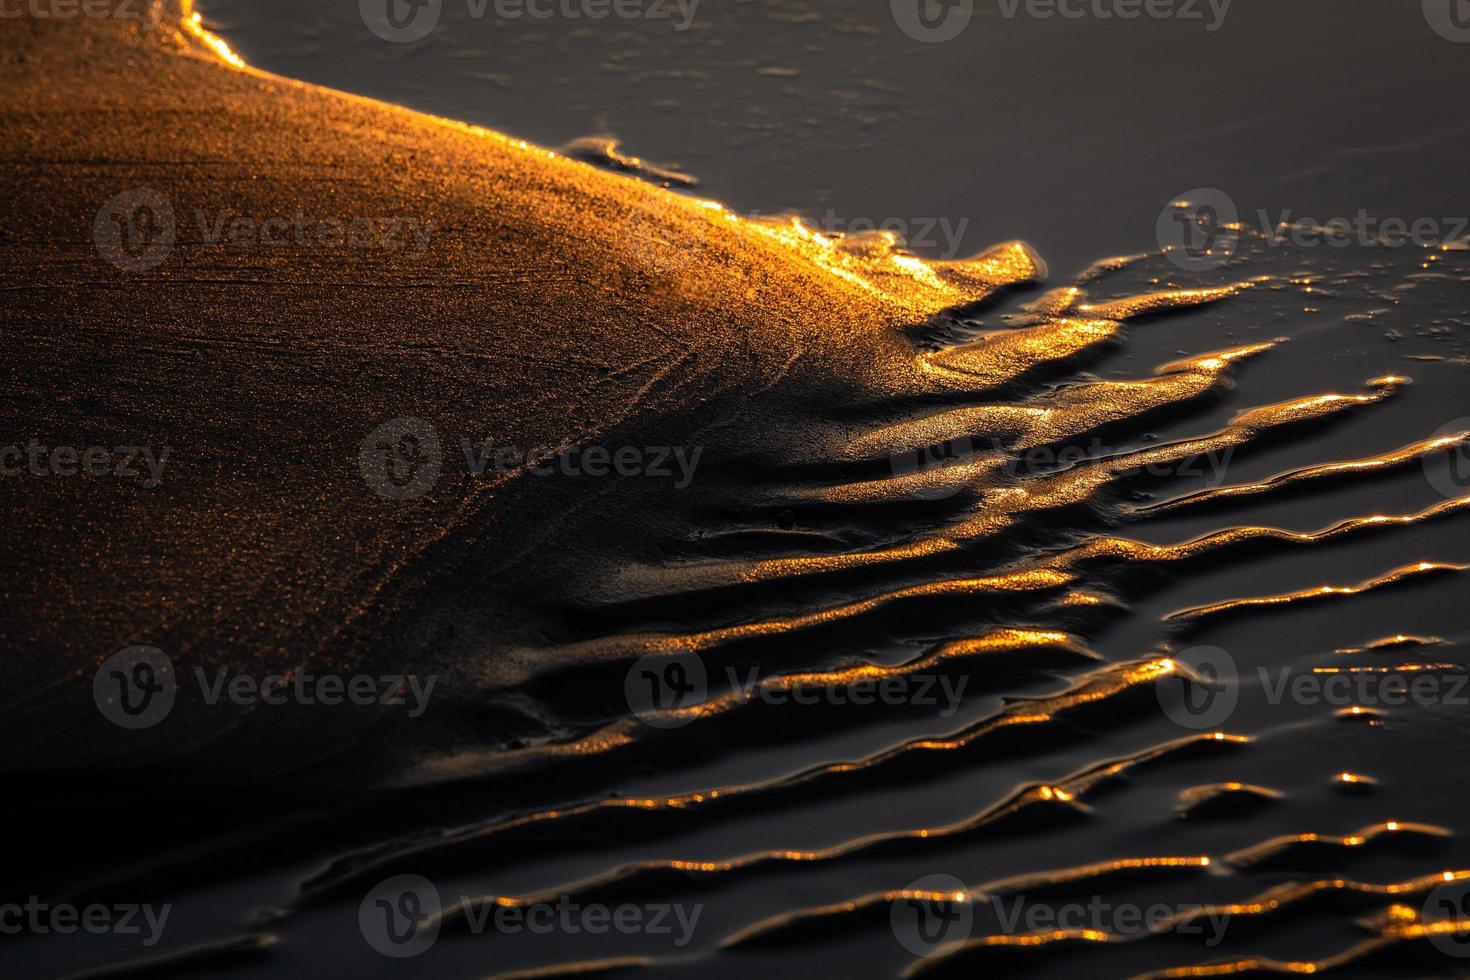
1,0,1037,774
5,4,1470,978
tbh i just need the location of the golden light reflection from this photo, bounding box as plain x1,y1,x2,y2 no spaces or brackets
1166,561,1467,622
182,6,246,69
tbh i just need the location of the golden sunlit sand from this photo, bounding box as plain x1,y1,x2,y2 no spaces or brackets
1,0,1049,763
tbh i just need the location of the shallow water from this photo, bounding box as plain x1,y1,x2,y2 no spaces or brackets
9,4,1470,979
197,0,1469,275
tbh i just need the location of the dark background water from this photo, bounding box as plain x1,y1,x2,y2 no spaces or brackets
200,0,1469,276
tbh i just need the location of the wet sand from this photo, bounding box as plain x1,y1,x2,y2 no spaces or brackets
5,3,1470,979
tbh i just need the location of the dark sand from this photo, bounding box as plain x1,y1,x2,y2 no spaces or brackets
5,3,1470,979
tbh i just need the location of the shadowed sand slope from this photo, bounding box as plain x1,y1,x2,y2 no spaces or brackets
0,2,1042,779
